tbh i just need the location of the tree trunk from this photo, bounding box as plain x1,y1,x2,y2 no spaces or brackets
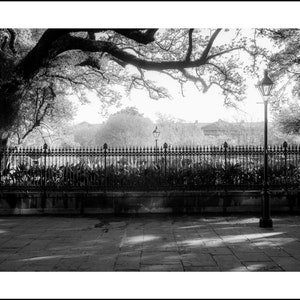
0,85,22,130
0,133,8,182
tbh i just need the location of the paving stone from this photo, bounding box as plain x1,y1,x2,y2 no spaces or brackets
141,252,181,265
79,261,115,271
243,261,283,271
290,254,300,262
21,243,52,252
219,263,247,271
213,254,241,264
115,255,140,270
51,256,89,271
281,244,300,256
143,243,178,252
118,250,141,256
107,221,127,228
205,247,233,255
0,256,7,264
178,247,209,255
225,266,248,272
3,253,43,262
279,264,300,271
92,247,120,255
115,268,139,271
183,266,220,271
0,260,25,271
204,239,226,247
114,265,140,271
19,263,57,271
140,264,183,271
22,258,60,270
263,248,290,257
228,244,262,253
270,256,300,270
234,252,272,262
181,253,216,267
177,238,205,249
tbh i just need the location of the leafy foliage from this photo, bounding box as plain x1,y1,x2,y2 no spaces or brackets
95,107,154,147
273,101,300,135
0,28,258,142
2,28,300,146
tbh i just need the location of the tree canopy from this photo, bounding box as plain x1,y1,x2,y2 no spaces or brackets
1,28,300,146
95,107,154,147
0,28,252,142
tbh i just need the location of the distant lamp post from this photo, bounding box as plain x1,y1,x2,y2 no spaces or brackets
256,70,274,228
153,126,160,163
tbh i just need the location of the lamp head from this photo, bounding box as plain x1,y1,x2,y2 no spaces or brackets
153,126,160,139
257,70,274,97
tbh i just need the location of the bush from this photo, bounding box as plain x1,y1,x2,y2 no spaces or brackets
1,157,299,190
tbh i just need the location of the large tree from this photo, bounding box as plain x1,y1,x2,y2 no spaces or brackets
253,29,300,105
95,107,154,147
0,28,253,147
7,81,76,146
273,100,300,134
252,29,300,137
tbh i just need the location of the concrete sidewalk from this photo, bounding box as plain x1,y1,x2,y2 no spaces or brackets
0,214,300,271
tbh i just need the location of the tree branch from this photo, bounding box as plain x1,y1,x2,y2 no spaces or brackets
87,31,96,40
0,35,8,51
18,29,158,79
55,35,215,70
180,68,209,92
7,29,17,54
199,29,222,61
17,27,245,99
113,29,158,44
128,68,170,100
155,30,186,52
206,46,244,61
121,46,147,58
185,29,194,62
76,56,101,69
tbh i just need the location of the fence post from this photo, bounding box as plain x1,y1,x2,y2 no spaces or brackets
283,141,288,192
224,141,228,170
224,141,228,188
103,143,107,191
163,142,168,187
0,148,2,186
223,141,229,212
42,143,48,210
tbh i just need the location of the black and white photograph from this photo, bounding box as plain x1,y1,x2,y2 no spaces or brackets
0,1,300,299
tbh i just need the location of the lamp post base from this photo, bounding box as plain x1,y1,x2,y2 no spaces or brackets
259,218,273,228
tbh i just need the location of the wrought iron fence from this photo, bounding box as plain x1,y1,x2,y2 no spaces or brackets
0,142,300,191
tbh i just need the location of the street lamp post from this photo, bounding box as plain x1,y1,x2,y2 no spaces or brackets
256,70,274,228
153,126,160,164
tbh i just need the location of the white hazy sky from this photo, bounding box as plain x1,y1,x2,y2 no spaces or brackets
72,75,266,125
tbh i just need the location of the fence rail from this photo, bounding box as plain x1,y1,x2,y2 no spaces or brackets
1,142,300,191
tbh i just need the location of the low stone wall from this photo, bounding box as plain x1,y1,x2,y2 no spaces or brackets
0,189,300,215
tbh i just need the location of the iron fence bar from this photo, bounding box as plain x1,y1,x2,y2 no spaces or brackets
103,143,107,191
224,142,228,190
163,142,168,187
0,148,2,186
42,143,48,209
282,142,287,191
